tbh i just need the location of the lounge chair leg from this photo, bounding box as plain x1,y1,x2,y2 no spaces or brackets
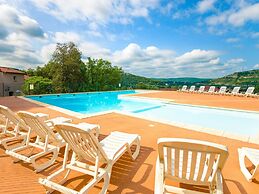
44,169,72,194
100,169,111,194
238,148,253,182
131,138,140,160
33,149,58,173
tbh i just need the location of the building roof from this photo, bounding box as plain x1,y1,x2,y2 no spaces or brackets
0,67,25,74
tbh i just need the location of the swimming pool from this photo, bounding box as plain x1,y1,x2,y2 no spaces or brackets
26,90,162,115
26,90,259,138
132,103,259,137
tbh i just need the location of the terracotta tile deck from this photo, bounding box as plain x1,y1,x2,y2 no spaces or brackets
0,92,259,194
135,91,259,111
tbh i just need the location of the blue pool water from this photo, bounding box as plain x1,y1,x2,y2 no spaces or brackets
27,91,259,136
133,103,259,136
26,90,161,114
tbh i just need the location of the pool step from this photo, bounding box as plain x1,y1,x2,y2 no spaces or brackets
133,105,164,113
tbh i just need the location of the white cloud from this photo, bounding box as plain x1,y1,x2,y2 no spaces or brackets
54,32,81,43
228,3,259,26
226,38,239,43
0,4,46,67
30,0,159,25
226,58,245,64
197,0,216,14
109,44,238,78
0,4,45,38
253,64,259,69
206,3,259,26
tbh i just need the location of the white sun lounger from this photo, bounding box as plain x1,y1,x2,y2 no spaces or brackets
205,86,216,94
237,87,255,97
6,111,72,172
196,86,205,93
155,138,229,194
215,86,227,95
179,85,188,92
238,147,259,182
227,86,240,96
0,105,30,150
39,123,141,194
188,85,196,93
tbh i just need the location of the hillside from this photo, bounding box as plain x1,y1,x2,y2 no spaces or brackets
122,70,259,92
210,69,259,86
155,77,210,84
121,73,211,89
121,73,160,89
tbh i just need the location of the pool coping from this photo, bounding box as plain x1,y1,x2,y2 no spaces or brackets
19,92,259,145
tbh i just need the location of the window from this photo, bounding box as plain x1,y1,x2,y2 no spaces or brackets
13,76,16,81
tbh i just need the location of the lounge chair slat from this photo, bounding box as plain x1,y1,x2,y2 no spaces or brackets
166,147,172,175
197,152,206,181
182,149,189,179
189,151,198,180
174,148,180,178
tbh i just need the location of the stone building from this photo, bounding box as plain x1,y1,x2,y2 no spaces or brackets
0,67,25,96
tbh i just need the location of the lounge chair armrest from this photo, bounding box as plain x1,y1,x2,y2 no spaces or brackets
45,120,55,128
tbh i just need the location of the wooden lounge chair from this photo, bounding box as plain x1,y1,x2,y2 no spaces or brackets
226,86,240,96
188,85,196,93
196,86,205,93
6,111,72,172
155,138,229,194
215,86,227,95
39,123,141,194
205,86,216,94
238,147,259,182
237,87,255,97
0,105,30,150
179,85,188,92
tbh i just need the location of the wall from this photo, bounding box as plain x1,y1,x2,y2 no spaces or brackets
0,72,24,96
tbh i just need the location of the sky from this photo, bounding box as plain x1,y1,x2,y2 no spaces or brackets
0,0,259,78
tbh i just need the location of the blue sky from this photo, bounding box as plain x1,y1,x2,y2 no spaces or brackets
0,0,259,78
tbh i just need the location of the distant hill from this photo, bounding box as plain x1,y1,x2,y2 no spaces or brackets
154,77,210,83
121,73,210,89
121,70,259,92
210,69,259,88
121,73,160,89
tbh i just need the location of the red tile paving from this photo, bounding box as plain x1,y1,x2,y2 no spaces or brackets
135,91,259,111
0,93,259,194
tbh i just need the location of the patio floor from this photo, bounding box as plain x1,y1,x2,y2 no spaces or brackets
0,92,259,194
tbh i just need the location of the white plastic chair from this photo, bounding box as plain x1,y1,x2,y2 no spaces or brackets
227,87,240,95
188,86,196,93
0,105,29,150
206,86,216,94
6,111,72,172
238,147,259,182
39,123,141,194
196,86,205,93
238,87,255,97
216,86,227,95
155,138,229,194
179,85,188,92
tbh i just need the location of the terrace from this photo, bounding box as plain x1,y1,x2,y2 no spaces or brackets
0,91,259,194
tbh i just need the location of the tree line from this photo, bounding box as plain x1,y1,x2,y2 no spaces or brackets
23,42,123,94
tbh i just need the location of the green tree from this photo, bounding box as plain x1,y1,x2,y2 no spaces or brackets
85,57,123,91
48,42,86,93
23,76,52,95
